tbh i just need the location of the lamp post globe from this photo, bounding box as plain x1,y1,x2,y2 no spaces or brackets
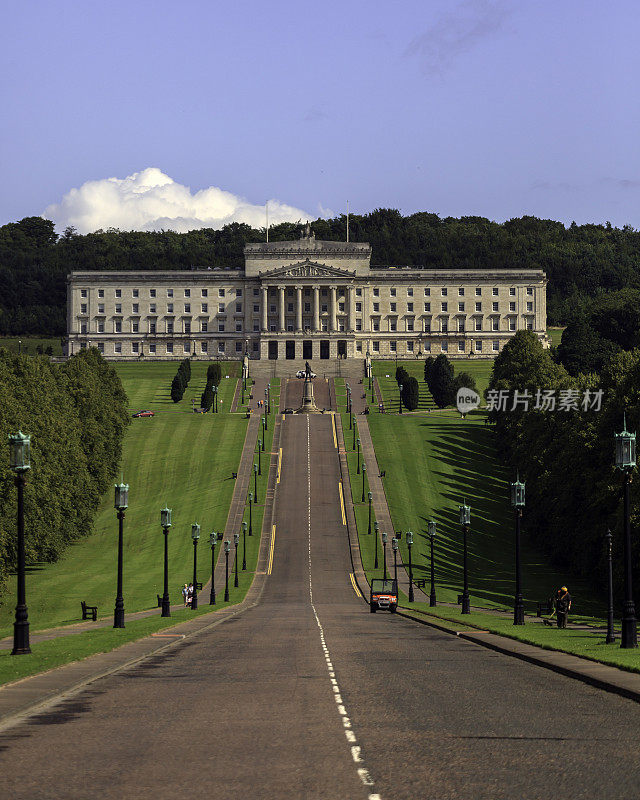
9,431,31,655
191,523,200,610
160,507,172,617
209,533,217,605
459,501,471,614
510,475,526,625
224,540,230,602
242,522,247,571
428,520,437,607
407,531,414,602
382,532,388,579
234,533,240,588
615,414,638,648
113,481,129,629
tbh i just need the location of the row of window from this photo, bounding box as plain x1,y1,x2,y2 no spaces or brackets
80,288,244,299
80,302,246,315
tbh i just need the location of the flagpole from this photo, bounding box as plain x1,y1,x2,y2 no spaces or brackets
266,202,269,242
346,200,349,243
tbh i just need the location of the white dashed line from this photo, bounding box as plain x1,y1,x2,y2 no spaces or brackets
305,417,381,800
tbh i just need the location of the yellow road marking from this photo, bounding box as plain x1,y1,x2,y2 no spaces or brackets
349,572,362,598
268,524,276,574
338,481,346,526
331,412,337,449
277,447,282,484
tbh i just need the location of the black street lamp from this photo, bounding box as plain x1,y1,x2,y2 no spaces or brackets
257,440,262,475
361,463,367,503
254,463,258,502
267,383,271,413
352,421,356,450
605,528,615,644
212,385,218,413
9,431,31,654
264,388,268,413
242,521,247,570
191,523,200,610
248,491,253,536
345,383,350,413
615,415,637,648
234,533,239,588
241,381,245,405
261,433,265,452
160,507,172,617
459,502,471,614
349,410,353,430
263,409,268,432
398,382,403,414
428,520,437,607
392,537,399,585
407,531,414,602
224,540,230,601
374,521,379,569
209,532,217,605
511,475,526,625
356,438,361,474
382,532,388,579
367,491,373,536
113,480,129,629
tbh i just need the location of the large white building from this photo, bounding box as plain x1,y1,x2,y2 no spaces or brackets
66,228,547,360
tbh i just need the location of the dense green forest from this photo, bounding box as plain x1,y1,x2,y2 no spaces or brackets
0,349,129,588
2,210,640,335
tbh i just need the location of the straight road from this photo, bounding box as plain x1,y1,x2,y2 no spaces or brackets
1,413,639,799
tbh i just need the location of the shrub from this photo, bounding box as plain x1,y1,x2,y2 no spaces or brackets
207,362,222,386
401,376,420,410
429,354,455,408
424,356,435,384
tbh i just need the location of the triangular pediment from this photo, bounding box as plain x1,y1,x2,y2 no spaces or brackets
259,260,356,279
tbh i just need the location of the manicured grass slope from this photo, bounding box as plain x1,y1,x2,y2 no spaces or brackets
0,337,63,356
0,362,247,637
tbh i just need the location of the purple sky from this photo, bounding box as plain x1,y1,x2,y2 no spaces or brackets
2,0,639,231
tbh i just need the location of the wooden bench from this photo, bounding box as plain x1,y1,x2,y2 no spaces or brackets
81,600,98,621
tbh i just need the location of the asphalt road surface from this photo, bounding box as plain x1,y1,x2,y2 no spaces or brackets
1,414,640,799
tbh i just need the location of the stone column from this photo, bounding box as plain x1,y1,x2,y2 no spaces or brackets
330,286,337,332
313,286,320,332
278,286,285,333
296,285,303,333
261,287,268,332
347,286,354,332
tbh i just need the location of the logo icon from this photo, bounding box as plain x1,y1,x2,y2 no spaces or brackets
456,388,480,415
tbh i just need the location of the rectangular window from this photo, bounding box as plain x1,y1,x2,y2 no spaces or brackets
270,304,276,313
97,321,105,333
80,322,87,334
115,289,121,298
201,342,208,353
372,320,380,332
80,304,87,314
218,342,225,353
150,304,156,313
149,322,156,334
407,319,414,331
356,319,362,331
458,319,465,332
526,317,534,330
475,340,482,351
184,344,190,354
184,289,191,297
80,289,87,298
184,322,191,334
201,321,208,332
202,289,208,297
304,303,311,312
167,289,173,297
492,318,499,331
424,302,431,312
492,288,499,296
509,302,516,312
133,289,139,298
166,342,174,354
149,344,156,354
202,303,208,313
98,343,104,354
458,341,465,352
407,302,414,312
355,288,362,296
492,302,499,312
441,288,448,296
167,303,173,313
150,289,156,298
390,288,396,297
373,288,379,297
442,319,449,333
390,303,396,312
236,303,242,312
424,341,431,352
219,289,225,297
252,304,259,313
132,304,139,313
338,302,345,312
218,323,225,332
458,302,464,312
475,302,482,312
424,288,430,296
458,288,464,296
132,321,139,333
493,340,500,352
321,303,328,312
390,340,397,352
253,288,259,296
510,287,516,296
114,342,122,354
509,318,516,331
527,287,534,296
355,302,362,312
372,341,380,352
167,321,174,333
288,302,294,313
407,340,414,351
424,320,431,332
407,288,413,297
184,304,190,313
115,304,122,314
390,320,397,332
253,322,259,332
235,341,242,352
236,289,242,297
219,303,225,313
235,322,242,332
475,318,482,331
98,289,104,298
441,302,448,312
132,342,139,354
527,302,533,312
373,302,379,312
441,340,448,352
475,288,482,296
114,320,122,333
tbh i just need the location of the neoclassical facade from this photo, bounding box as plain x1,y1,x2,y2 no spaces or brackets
66,229,547,360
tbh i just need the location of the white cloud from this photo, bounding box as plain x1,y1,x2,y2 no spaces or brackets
42,167,314,234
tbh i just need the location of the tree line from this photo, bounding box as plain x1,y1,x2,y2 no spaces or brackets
3,210,640,335
0,349,130,593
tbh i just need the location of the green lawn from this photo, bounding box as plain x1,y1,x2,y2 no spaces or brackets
547,327,565,347
0,361,249,638
0,337,63,356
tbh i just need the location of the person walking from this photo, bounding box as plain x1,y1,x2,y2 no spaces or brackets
555,586,572,628
181,583,189,607
186,582,194,608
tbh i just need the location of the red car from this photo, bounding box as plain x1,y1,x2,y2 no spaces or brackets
132,410,154,418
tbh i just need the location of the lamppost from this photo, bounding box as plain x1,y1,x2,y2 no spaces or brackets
407,531,414,602
367,491,373,536
160,507,172,617
248,491,253,536
263,408,268,432
261,433,265,452
367,350,372,390
605,528,615,644
224,540,230,601
345,383,350,413
267,383,271,413
241,380,245,405
234,533,239,588
511,475,526,625
349,410,353,430
113,480,129,628
254,463,258,502
428,520,437,607
374,521,380,569
191,523,200,610
209,533,217,605
352,420,356,450
392,537,399,585
264,388,268,413
356,438,361,473
361,463,367,503
398,382,403,414
382,532,388,579
9,431,31,654
615,416,637,648
459,502,471,614
242,521,247,570
212,385,218,413
257,440,262,475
